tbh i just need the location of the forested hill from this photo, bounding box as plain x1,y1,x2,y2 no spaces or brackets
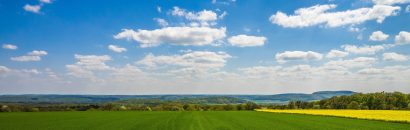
0,91,355,104
233,91,355,104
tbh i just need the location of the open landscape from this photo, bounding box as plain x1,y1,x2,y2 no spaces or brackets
1,92,410,129
1,0,410,129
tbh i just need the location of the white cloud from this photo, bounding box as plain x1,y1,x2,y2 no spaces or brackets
357,68,384,75
348,26,363,32
114,27,226,47
21,69,40,74
383,52,408,61
10,56,41,62
28,50,48,56
228,35,267,47
372,0,410,5
395,31,410,45
171,6,218,22
154,18,169,27
136,52,229,79
169,6,222,27
187,10,218,21
275,51,323,63
171,6,186,16
137,51,231,70
71,54,112,70
40,0,52,4
136,51,231,79
219,11,228,19
269,4,400,28
325,57,377,68
0,66,10,73
65,54,112,80
342,44,385,55
10,50,48,62
239,66,282,78
369,31,389,41
406,5,410,12
326,50,349,58
108,45,127,53
2,44,17,50
23,4,41,13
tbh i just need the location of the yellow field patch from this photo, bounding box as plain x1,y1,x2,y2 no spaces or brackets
256,109,410,123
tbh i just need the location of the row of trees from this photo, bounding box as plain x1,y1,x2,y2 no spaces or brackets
0,102,260,112
267,92,410,110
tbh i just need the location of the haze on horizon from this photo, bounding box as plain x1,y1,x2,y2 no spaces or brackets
0,0,410,95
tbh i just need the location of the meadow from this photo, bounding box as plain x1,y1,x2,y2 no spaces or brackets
1,111,410,130
256,109,410,123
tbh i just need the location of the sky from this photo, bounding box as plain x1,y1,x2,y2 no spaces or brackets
1,0,410,94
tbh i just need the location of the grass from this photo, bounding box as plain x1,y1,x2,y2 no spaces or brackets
0,111,410,130
256,109,410,123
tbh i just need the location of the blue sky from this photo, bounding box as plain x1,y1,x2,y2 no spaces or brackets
1,0,410,94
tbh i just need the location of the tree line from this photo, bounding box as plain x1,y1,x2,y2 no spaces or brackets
0,102,260,112
267,92,410,110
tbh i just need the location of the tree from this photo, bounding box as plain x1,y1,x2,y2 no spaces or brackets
347,101,359,109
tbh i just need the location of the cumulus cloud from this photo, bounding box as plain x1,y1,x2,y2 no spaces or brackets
325,57,377,68
65,54,112,80
136,51,231,79
23,4,41,13
326,50,349,58
275,51,323,63
2,44,18,50
169,6,224,27
171,6,218,21
342,44,385,55
406,5,410,12
369,31,389,41
395,31,410,45
372,0,410,5
10,50,48,62
269,4,400,28
70,54,111,71
137,51,231,70
383,52,408,61
108,45,127,53
154,18,168,27
114,27,226,47
228,35,267,47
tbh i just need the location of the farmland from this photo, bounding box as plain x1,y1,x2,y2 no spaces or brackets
1,111,410,130
257,109,410,123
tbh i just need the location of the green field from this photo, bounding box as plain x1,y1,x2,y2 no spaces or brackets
0,111,409,130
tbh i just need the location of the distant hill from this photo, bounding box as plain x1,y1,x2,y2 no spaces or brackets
234,91,355,104
0,91,355,104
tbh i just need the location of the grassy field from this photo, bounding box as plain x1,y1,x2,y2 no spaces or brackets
256,109,410,123
0,111,410,130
